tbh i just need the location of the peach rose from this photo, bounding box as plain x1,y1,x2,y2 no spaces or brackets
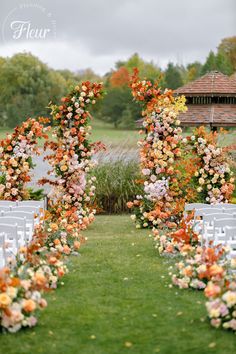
0,293,12,308
23,299,36,313
204,283,221,298
73,241,81,250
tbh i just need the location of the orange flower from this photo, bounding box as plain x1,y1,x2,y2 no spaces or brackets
63,245,71,255
54,238,60,245
34,273,47,287
57,268,65,277
74,240,81,250
23,299,36,312
208,264,224,278
0,293,12,308
204,282,221,298
50,223,59,232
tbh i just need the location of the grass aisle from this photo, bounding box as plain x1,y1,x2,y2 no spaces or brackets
0,215,235,354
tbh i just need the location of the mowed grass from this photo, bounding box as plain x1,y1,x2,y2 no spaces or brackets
90,119,139,148
0,215,235,354
0,119,140,149
1,123,236,150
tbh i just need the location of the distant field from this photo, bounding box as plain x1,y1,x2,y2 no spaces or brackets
0,119,140,149
0,122,235,150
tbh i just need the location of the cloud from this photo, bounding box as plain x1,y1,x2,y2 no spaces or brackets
0,0,235,74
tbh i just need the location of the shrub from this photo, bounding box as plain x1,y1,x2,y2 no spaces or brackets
93,160,143,213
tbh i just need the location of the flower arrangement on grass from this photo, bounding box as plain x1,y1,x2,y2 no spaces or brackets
153,211,199,255
0,117,49,200
39,81,104,234
205,270,236,331
171,242,227,290
127,69,187,229
0,211,83,333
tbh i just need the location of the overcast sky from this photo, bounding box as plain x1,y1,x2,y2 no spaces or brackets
0,0,235,74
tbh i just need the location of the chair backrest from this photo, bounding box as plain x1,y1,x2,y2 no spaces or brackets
0,223,18,248
218,203,236,209
3,211,35,222
222,207,236,213
203,213,235,223
214,218,236,229
0,216,26,228
18,200,45,209
0,206,12,212
0,234,6,267
12,206,40,215
185,203,210,211
225,226,236,239
0,201,17,206
195,208,222,217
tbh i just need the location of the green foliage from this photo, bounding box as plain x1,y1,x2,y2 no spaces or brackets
164,63,184,89
92,161,143,213
218,36,236,72
0,53,67,128
201,50,233,75
186,61,203,82
27,187,45,200
100,87,141,128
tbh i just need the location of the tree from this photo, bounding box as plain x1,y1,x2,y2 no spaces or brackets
110,67,129,87
201,51,217,75
201,49,233,75
218,36,236,72
119,105,135,129
164,62,184,89
0,53,67,127
186,62,202,82
215,51,233,75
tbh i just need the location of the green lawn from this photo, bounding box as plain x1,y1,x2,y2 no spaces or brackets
1,123,236,150
0,215,235,354
0,120,140,149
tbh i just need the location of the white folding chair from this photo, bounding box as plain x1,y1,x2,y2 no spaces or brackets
2,211,35,241
193,208,223,233
0,216,27,245
0,206,12,212
0,234,6,268
18,200,45,209
185,203,210,212
12,206,41,225
0,201,17,206
202,213,236,245
213,218,236,246
0,223,18,254
218,203,236,209
225,226,236,259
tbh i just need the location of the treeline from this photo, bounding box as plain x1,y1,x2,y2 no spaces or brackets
0,36,235,128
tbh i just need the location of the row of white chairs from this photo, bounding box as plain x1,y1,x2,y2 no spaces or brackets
0,200,45,208
0,200,45,268
184,203,236,260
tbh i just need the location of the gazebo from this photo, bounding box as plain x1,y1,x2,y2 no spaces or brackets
175,71,236,129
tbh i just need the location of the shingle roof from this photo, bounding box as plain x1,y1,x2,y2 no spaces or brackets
178,104,236,126
175,71,236,96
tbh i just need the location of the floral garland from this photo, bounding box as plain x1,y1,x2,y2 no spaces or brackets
39,82,104,234
127,69,187,229
187,127,235,204
0,81,104,333
0,117,49,200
